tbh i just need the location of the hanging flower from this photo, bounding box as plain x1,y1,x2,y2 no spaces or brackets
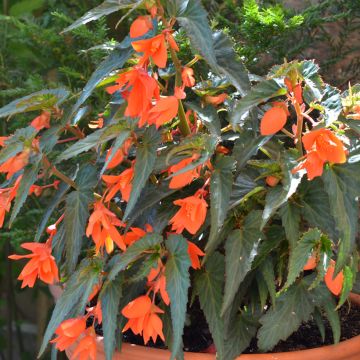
324,260,344,296
86,201,126,253
187,241,205,269
293,128,346,180
168,155,200,189
31,111,51,131
169,190,208,235
260,104,289,135
0,177,21,228
132,34,168,68
130,15,153,38
105,138,133,170
70,328,97,360
147,262,170,305
51,317,87,351
9,239,59,288
121,295,165,344
182,67,196,88
0,151,30,180
102,164,134,203
123,224,153,247
204,93,228,105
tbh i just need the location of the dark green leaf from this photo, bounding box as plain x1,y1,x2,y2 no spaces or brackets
10,157,41,226
232,131,270,171
0,89,69,118
124,126,160,220
108,233,163,281
177,0,219,72
337,266,353,308
222,211,262,314
62,0,143,33
38,259,100,357
284,228,321,289
213,31,250,96
322,85,342,126
260,257,276,305
231,79,286,128
208,155,235,253
68,45,133,122
100,276,123,360
165,234,191,360
194,252,225,359
229,173,258,210
322,299,341,344
279,202,301,249
257,279,317,351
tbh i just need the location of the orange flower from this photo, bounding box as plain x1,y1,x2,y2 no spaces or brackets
168,155,200,189
51,317,87,351
31,111,51,131
265,175,280,187
293,83,303,104
105,138,132,170
71,328,97,360
86,201,126,253
0,177,21,228
169,191,208,235
0,151,29,179
106,67,159,123
324,260,344,296
147,95,180,128
122,295,165,344
187,241,205,269
102,165,134,203
204,93,228,105
147,261,170,305
260,106,288,135
182,67,195,88
123,224,153,246
0,136,8,147
130,16,153,38
9,239,59,288
303,253,318,270
293,129,346,180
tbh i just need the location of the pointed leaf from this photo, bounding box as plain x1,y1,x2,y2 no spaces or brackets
194,252,225,359
165,234,191,360
279,202,301,249
322,85,342,126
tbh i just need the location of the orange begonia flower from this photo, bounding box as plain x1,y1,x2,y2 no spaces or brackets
168,155,200,189
324,260,344,296
265,175,280,187
169,191,208,235
182,67,195,88
71,329,97,360
51,317,87,351
0,177,21,228
147,93,181,128
303,253,318,271
102,165,134,203
122,295,165,344
106,67,159,125
293,83,303,104
187,241,205,269
130,16,153,38
0,136,8,147
204,93,228,106
147,261,170,305
293,129,346,180
105,138,132,170
260,106,288,136
123,224,153,247
132,34,168,68
9,239,59,288
86,201,126,253
31,111,51,131
0,151,29,179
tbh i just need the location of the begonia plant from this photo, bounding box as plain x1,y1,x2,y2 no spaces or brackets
1,1,359,359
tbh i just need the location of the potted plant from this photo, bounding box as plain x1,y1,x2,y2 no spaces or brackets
1,1,360,359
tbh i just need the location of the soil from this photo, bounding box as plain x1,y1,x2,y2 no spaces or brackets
92,300,360,354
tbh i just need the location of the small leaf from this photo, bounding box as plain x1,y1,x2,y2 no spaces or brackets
284,228,322,289
322,298,341,344
208,155,235,253
259,257,276,305
38,259,100,357
165,234,191,360
337,266,354,308
231,79,286,128
124,126,160,220
194,252,225,358
100,276,123,360
222,211,262,314
10,157,41,226
0,89,69,118
107,233,163,281
62,0,143,33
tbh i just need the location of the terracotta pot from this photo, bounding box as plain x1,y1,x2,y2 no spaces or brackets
50,285,360,360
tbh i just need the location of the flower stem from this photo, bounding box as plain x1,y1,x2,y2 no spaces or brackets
294,102,304,155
